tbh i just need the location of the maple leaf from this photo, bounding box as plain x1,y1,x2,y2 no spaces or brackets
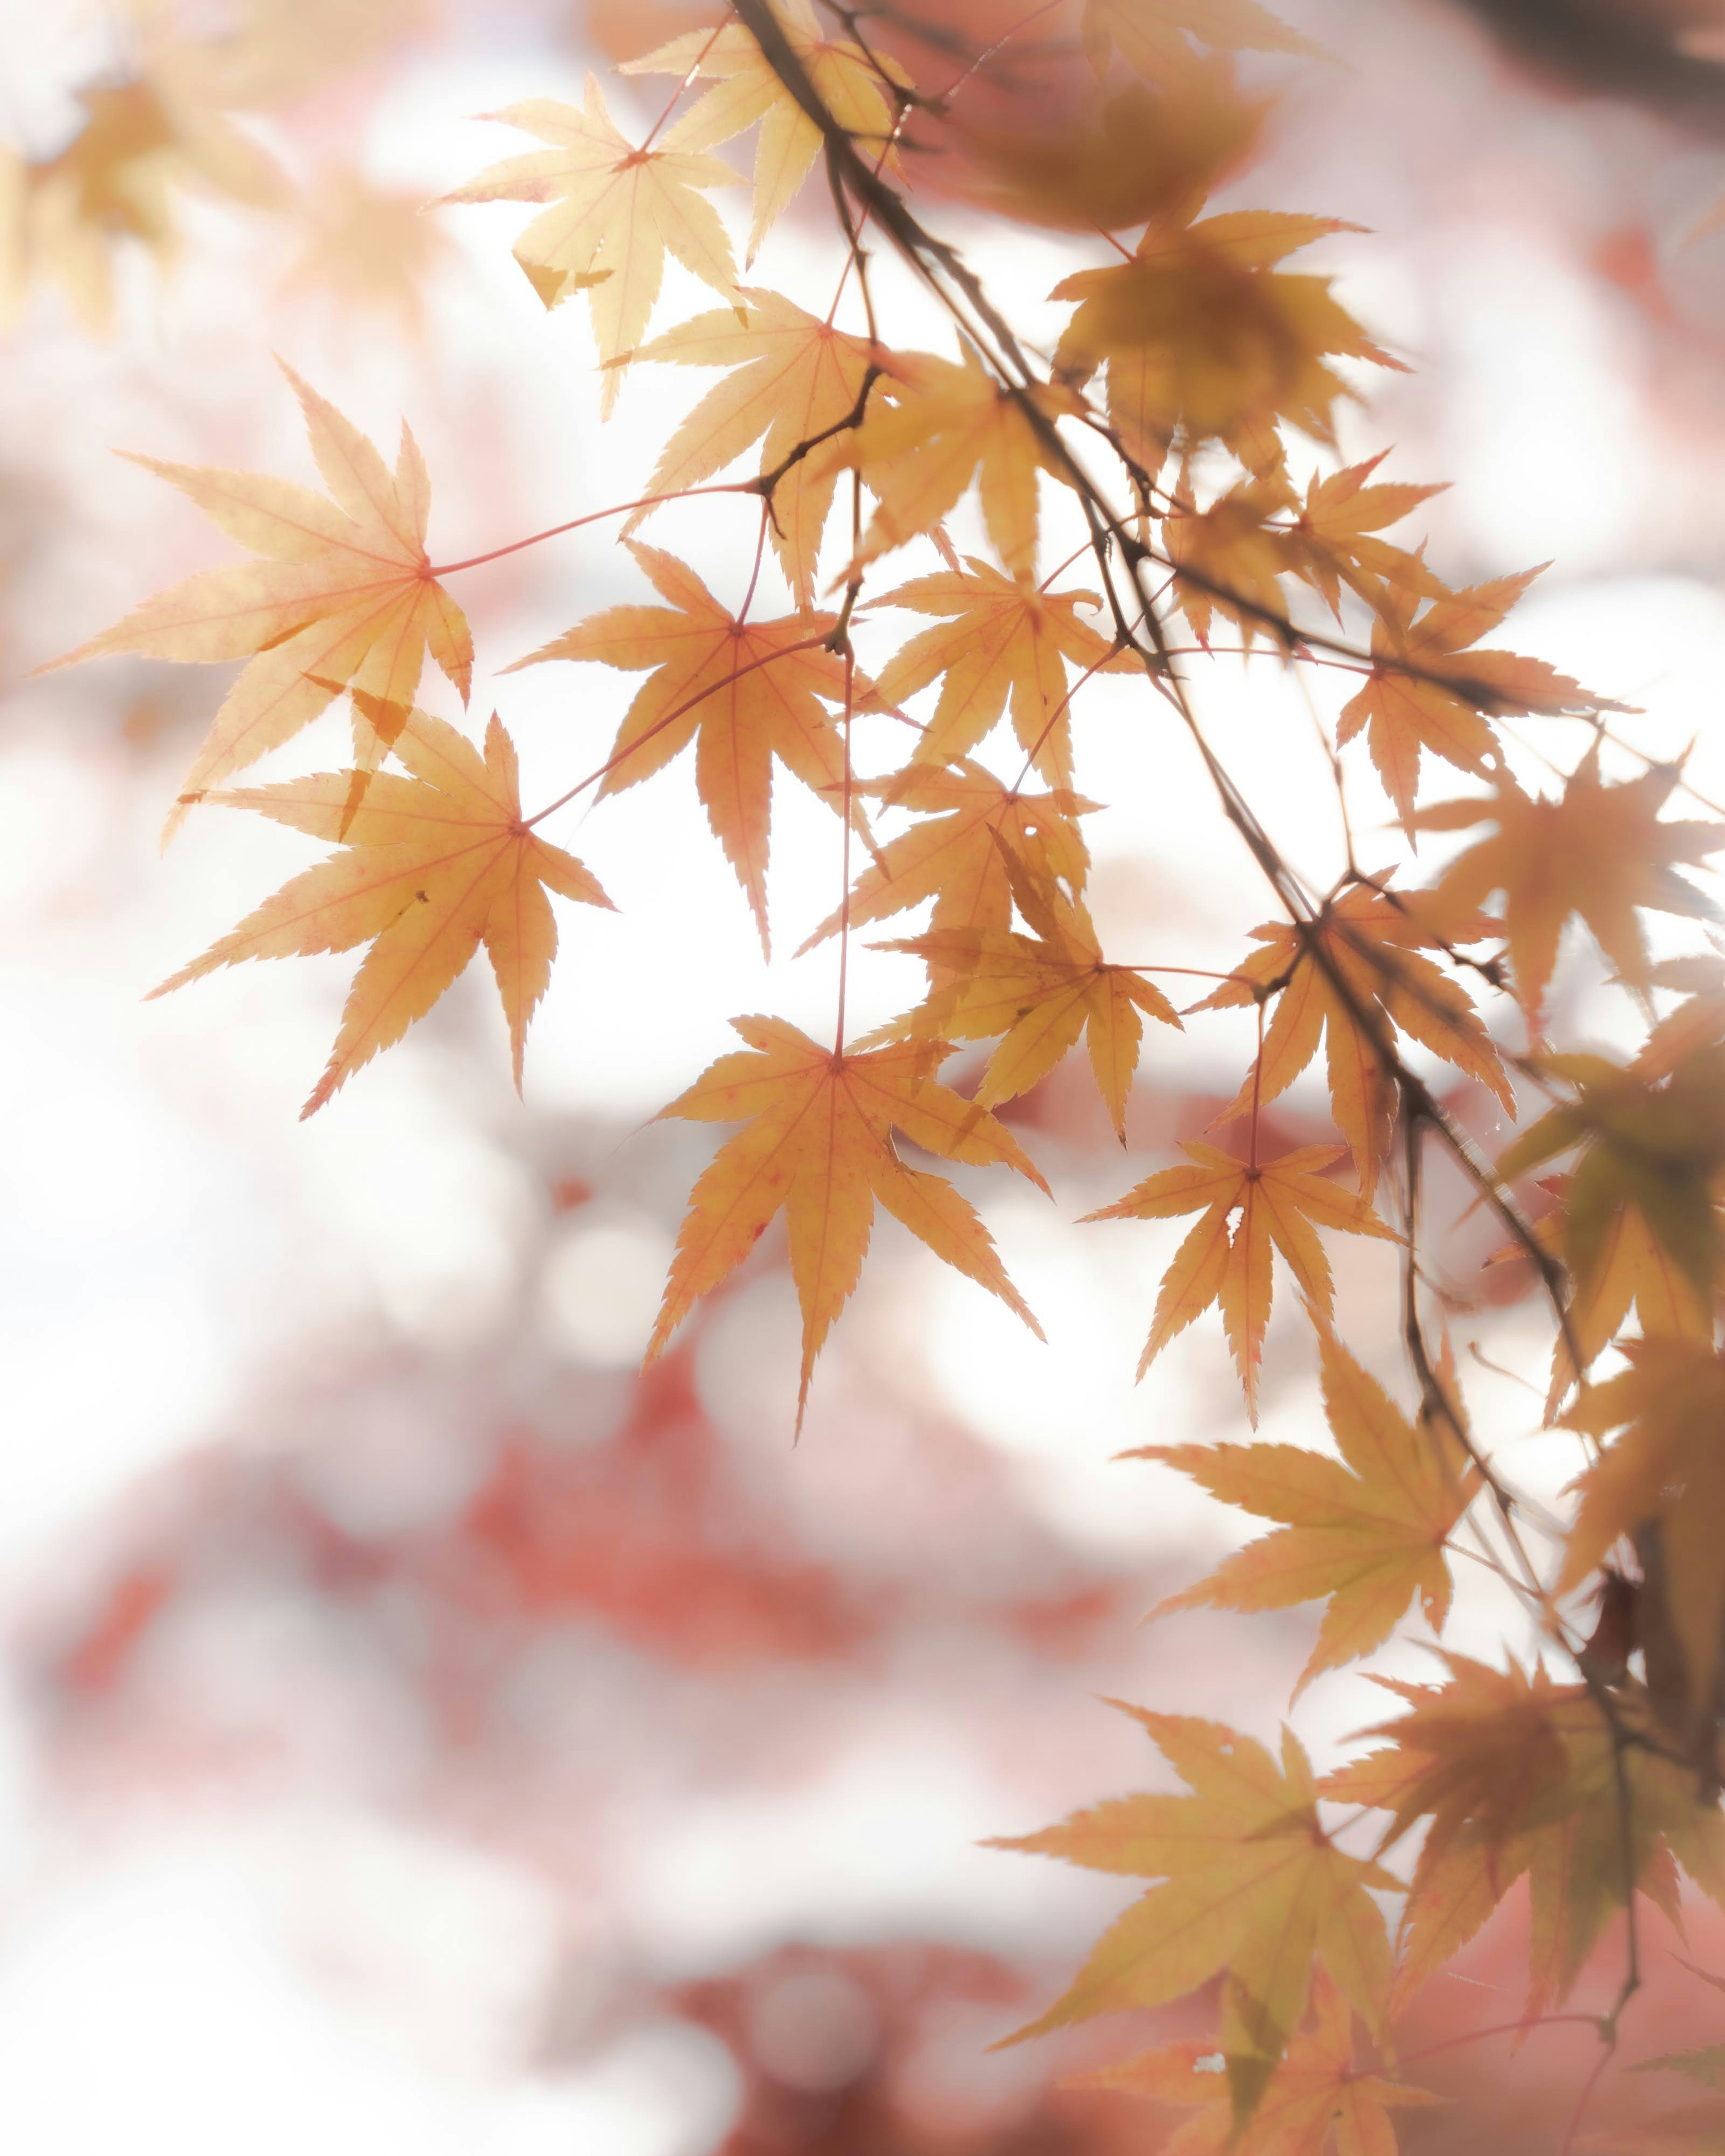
1487,1172,1711,1410
795,759,1099,956
1052,208,1396,476
1164,468,1294,649
995,1707,1395,2121
1082,0,1326,78
867,847,1181,1140
507,541,863,955
621,287,877,608
1325,1657,1725,2016
1414,746,1722,1022
1077,1975,1438,2155
150,700,610,1117
1279,453,1447,619
1495,1045,1725,1342
443,79,742,415
832,343,1080,578
645,1017,1048,1423
1084,1142,1399,1419
1127,1333,1471,1694
1564,1340,1725,1749
6,75,282,331
41,363,473,839
963,70,1264,236
1339,569,1619,833
863,558,1132,790
625,0,909,261
1191,882,1513,1201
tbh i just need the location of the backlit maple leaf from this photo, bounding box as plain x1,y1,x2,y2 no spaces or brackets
1326,1657,1725,2016
1415,746,1722,1021
43,363,473,839
4,75,282,331
150,701,610,1116
1086,1142,1398,1417
443,78,742,414
865,558,1131,789
646,1017,1048,1424
1077,1974,1437,2155
1082,0,1326,78
1564,1340,1725,1749
1128,1333,1471,1693
507,540,863,955
869,847,1180,1141
796,759,1098,956
281,164,454,329
995,1707,1395,2121
1052,209,1394,475
1340,569,1619,833
834,343,1081,578
1191,883,1512,1201
1495,1044,1725,1344
626,0,909,261
1280,453,1447,618
622,288,877,608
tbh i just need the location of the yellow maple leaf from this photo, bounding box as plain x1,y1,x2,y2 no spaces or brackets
621,287,877,608
443,78,743,414
1076,1974,1438,2155
150,700,610,1116
995,1707,1395,2121
41,363,473,840
4,75,282,331
1082,0,1326,78
1052,208,1395,475
868,846,1180,1140
1086,1142,1399,1418
1415,745,1722,1022
1280,453,1447,619
506,541,864,955
1191,883,1513,1201
864,558,1132,789
795,759,1098,956
646,1017,1048,1424
625,0,909,261
1128,1333,1472,1693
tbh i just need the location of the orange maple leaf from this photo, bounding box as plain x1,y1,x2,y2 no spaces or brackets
1340,569,1619,832
995,1707,1395,2120
1085,1141,1398,1419
646,1017,1048,1424
1415,745,1722,1021
443,79,742,413
1052,208,1395,475
622,287,878,608
1564,1340,1725,1746
1325,1657,1725,2017
1191,883,1513,1201
625,0,909,261
1075,1974,1437,2155
869,846,1180,1141
796,759,1099,956
508,541,864,955
151,701,610,1117
865,558,1132,790
833,343,1080,578
1280,452,1447,618
1127,1332,1471,1692
42,363,473,839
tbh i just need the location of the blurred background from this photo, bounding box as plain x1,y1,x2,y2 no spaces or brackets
8,0,1725,2148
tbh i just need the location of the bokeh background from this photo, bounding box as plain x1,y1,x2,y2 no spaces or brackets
9,0,1725,2148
